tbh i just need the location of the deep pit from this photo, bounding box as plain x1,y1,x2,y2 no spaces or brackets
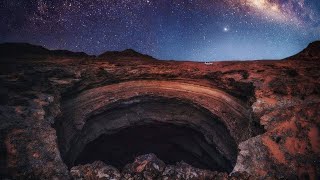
74,124,234,172
55,86,251,174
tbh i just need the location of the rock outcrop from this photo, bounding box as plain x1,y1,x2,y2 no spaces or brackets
71,154,255,180
0,42,319,179
71,161,121,180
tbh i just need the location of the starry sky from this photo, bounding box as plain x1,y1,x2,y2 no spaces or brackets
1,0,320,61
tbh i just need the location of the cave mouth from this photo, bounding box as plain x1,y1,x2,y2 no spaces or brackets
56,95,244,173
74,123,234,173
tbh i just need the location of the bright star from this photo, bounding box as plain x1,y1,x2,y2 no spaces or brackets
223,27,229,32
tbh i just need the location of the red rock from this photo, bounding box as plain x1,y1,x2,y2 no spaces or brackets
0,42,319,179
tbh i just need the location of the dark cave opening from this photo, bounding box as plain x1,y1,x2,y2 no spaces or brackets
74,123,234,172
55,96,245,174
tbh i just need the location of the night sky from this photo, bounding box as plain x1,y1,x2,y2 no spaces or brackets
1,0,320,61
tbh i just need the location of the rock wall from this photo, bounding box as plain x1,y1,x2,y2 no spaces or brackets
56,81,252,169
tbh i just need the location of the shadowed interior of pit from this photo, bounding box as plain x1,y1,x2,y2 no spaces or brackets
74,123,234,172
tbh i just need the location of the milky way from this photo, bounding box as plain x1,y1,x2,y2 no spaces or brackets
1,0,319,60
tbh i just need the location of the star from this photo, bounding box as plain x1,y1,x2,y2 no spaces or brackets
1,0,319,61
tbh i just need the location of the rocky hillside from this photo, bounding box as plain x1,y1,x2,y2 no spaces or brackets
289,41,320,59
98,48,155,60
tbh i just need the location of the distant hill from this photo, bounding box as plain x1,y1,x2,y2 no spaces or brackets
2,41,319,61
288,41,320,59
0,43,89,58
98,49,154,60
51,50,88,57
0,43,154,61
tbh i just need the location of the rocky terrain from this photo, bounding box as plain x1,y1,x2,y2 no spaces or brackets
0,42,319,179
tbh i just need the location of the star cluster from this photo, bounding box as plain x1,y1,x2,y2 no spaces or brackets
1,0,319,60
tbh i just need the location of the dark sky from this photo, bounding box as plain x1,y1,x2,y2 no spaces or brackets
1,0,319,61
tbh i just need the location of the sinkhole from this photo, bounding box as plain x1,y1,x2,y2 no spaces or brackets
55,96,243,173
